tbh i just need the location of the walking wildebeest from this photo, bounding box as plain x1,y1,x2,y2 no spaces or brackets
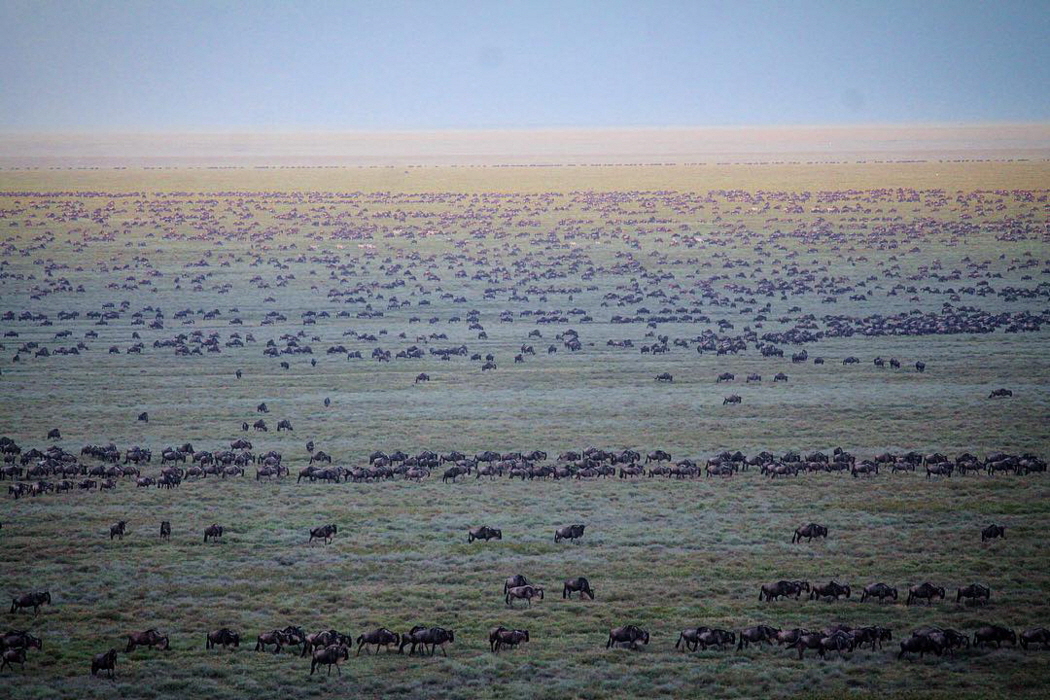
607,625,649,650
10,591,51,615
563,577,594,599
554,523,585,543
791,523,827,543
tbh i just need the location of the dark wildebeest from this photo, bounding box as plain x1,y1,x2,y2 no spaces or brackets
356,628,400,656
810,581,851,601
607,625,649,650
310,644,349,675
791,523,827,543
47,429,61,440
309,524,337,545
737,625,779,650
973,625,1016,649
125,629,169,652
957,583,991,605
399,626,455,656
563,577,594,599
906,582,945,605
138,412,149,423
759,580,809,601
255,630,288,654
898,634,941,660
160,521,171,540
1020,627,1050,650
490,627,530,652
1,647,27,672
982,523,1005,541
505,585,544,607
204,524,224,543
110,520,127,540
723,394,741,405
860,582,898,603
206,628,240,649
10,591,51,615
675,627,709,652
696,628,736,651
468,526,502,543
90,649,118,678
554,523,585,543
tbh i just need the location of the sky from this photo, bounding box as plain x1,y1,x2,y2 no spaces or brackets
0,0,1047,132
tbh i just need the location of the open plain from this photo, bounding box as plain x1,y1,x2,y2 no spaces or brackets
1,146,1049,698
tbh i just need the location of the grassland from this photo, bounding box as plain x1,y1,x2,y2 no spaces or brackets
0,159,1048,698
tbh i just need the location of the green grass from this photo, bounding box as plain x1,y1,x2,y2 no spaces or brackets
0,161,1048,698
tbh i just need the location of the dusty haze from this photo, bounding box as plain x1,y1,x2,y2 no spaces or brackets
1,124,1048,169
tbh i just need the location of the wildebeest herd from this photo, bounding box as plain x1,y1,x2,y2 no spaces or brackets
0,174,1047,696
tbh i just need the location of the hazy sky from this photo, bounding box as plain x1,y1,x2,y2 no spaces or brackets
1,0,1047,131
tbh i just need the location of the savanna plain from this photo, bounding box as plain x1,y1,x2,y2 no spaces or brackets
1,157,1048,699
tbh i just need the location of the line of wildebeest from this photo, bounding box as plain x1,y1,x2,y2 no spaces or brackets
3,437,1047,497
6,566,1050,678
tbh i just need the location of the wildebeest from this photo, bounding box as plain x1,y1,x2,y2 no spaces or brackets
989,388,1012,398
47,429,61,440
737,625,779,650
1020,627,1050,650
90,649,118,678
490,627,529,652
810,580,851,601
675,627,708,652
399,626,455,656
137,412,149,423
982,523,1005,541
468,525,502,543
125,629,169,652
309,524,337,545
563,577,594,600
973,625,1016,648
723,394,741,405
110,520,127,540
606,625,649,650
907,582,945,605
204,524,224,543
255,629,288,654
956,582,991,605
356,628,400,656
505,585,544,607
860,582,898,603
276,419,293,431
554,523,585,543
206,628,240,649
160,521,171,540
10,591,51,615
655,372,672,382
695,628,736,651
310,643,349,675
759,580,809,601
1,647,26,672
415,372,430,383
791,523,827,543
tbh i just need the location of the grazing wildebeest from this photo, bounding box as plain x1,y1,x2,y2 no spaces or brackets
206,628,240,649
982,523,1005,541
973,625,1016,649
906,582,945,605
10,591,51,614
310,644,349,675
1020,627,1050,650
110,520,127,540
989,388,1013,398
160,521,171,540
505,585,544,607
563,577,594,600
655,372,672,382
723,394,741,405
956,583,990,605
309,524,337,545
137,412,148,423
125,629,169,652
90,649,118,678
47,429,61,440
860,582,898,603
356,628,400,656
737,625,779,650
276,419,293,431
791,523,827,543
415,372,430,383
256,402,268,413
468,526,502,543
204,524,224,543
606,625,649,650
554,523,585,543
